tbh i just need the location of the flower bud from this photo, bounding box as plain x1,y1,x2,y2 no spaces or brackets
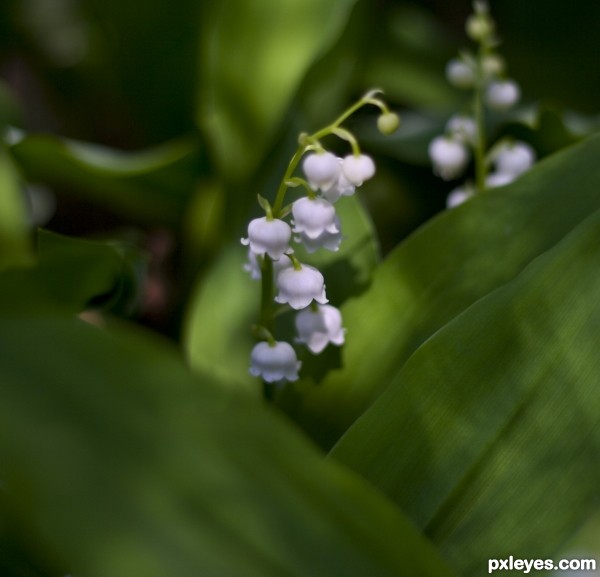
446,59,475,89
292,197,338,239
428,136,470,181
249,341,301,383
295,304,345,354
466,13,494,42
485,80,520,110
275,264,328,310
341,154,376,186
482,54,505,78
377,112,400,135
241,217,292,260
302,151,341,191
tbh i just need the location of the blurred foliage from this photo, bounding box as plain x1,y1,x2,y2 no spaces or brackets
0,0,599,574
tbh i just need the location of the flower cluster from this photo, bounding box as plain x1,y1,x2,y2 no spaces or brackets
430,1,536,208
241,93,398,389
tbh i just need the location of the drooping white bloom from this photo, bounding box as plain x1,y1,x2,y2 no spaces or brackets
428,136,470,180
493,141,536,176
249,341,301,383
302,151,341,191
485,79,520,110
446,186,474,209
341,154,376,186
486,171,515,188
446,115,477,144
445,59,475,89
241,217,292,260
295,304,345,354
321,159,355,203
292,196,338,239
296,217,343,253
275,264,328,310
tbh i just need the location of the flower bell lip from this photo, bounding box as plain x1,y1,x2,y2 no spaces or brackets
241,217,292,260
341,154,375,186
302,151,341,191
295,304,345,354
291,196,338,240
428,136,470,181
295,216,343,254
485,79,520,110
249,341,301,383
275,264,328,310
493,141,535,176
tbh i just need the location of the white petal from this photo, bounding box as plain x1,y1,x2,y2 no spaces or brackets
341,154,376,186
302,152,341,191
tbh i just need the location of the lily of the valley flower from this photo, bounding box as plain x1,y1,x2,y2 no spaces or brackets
445,58,475,89
341,154,376,186
485,79,520,110
428,136,470,180
292,196,338,239
275,263,327,310
321,160,355,203
241,217,292,260
249,341,301,383
302,151,341,192
493,141,536,176
295,304,345,354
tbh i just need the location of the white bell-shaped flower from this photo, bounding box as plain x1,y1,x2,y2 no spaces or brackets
485,79,520,110
429,136,470,180
445,59,475,89
249,341,301,383
275,264,328,310
292,196,338,239
241,217,291,260
296,217,343,253
321,159,355,203
341,154,375,186
302,151,341,191
446,186,474,209
295,304,345,354
486,172,515,188
446,115,477,144
493,141,535,176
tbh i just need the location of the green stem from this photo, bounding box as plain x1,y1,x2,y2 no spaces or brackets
272,146,307,217
473,45,487,194
259,256,274,332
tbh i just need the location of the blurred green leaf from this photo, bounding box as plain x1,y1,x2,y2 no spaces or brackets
331,207,600,576
276,133,600,449
0,229,143,314
198,0,358,180
183,195,380,396
0,311,455,577
8,133,202,224
0,147,33,271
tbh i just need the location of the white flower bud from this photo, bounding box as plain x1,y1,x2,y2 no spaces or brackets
241,217,292,260
486,172,515,188
428,136,470,180
482,54,505,78
446,59,475,89
249,341,301,383
295,304,345,354
341,154,375,186
292,196,338,240
296,217,343,253
302,151,341,191
275,264,328,310
446,186,473,209
446,115,477,144
485,80,520,110
493,141,536,176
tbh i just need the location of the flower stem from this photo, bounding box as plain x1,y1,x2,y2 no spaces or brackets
473,47,487,194
259,256,274,332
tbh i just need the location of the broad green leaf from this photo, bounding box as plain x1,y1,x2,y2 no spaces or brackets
0,148,33,270
331,207,600,576
0,310,455,577
275,133,600,449
0,229,143,314
8,133,202,224
183,195,379,396
198,0,358,180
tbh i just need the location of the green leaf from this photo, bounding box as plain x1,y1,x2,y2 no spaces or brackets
183,195,379,396
8,133,202,225
198,0,358,180
0,148,33,271
331,207,600,576
276,133,600,448
0,230,143,314
0,311,455,577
